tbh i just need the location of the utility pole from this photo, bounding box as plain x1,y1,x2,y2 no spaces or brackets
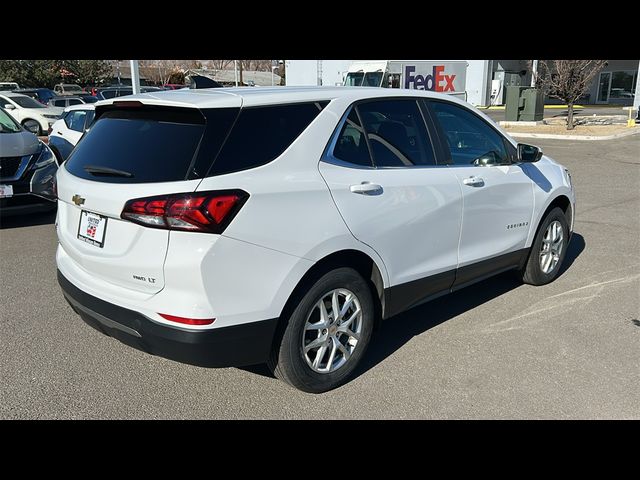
130,60,141,94
234,60,238,87
634,60,640,120
531,60,539,87
239,61,243,86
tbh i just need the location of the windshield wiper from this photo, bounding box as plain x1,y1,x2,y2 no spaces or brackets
84,165,134,178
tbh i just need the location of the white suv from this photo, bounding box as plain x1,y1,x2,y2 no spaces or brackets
55,87,575,393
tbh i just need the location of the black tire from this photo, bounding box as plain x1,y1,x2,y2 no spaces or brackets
520,207,569,286
268,267,375,393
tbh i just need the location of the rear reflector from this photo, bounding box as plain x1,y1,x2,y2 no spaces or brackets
121,190,249,234
158,313,215,326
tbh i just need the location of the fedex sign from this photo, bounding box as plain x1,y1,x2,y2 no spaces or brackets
404,65,458,92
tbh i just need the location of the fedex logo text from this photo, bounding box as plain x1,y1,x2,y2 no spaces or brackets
405,65,456,92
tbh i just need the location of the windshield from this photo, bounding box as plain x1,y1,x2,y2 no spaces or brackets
0,108,21,133
344,72,364,86
64,85,83,92
344,71,383,87
9,95,46,108
362,72,383,87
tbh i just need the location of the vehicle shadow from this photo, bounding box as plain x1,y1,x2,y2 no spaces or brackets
0,210,56,230
240,232,585,383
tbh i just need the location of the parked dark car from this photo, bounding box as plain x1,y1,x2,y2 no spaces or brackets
95,86,162,100
0,107,58,215
14,88,56,105
76,93,98,103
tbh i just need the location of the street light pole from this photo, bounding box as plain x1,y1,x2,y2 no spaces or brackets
130,60,141,94
234,60,238,87
634,60,640,120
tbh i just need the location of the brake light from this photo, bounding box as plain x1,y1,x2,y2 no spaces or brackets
158,313,215,326
121,190,248,233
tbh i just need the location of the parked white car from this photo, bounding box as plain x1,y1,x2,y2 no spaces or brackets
53,83,83,96
55,86,575,392
48,104,95,162
0,91,63,135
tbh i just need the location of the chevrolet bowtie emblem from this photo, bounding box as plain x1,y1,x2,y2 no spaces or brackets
72,194,85,206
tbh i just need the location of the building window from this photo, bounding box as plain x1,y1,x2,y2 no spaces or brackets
608,71,637,99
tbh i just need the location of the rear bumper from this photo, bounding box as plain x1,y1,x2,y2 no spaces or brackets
58,270,278,368
0,194,56,215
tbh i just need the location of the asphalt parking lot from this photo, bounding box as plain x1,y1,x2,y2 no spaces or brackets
1,135,639,419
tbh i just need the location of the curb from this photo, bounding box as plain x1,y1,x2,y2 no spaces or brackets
507,128,640,141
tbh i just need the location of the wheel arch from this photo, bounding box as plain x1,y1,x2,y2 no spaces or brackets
275,249,386,345
20,117,43,135
523,194,573,270
537,194,572,236
48,143,63,165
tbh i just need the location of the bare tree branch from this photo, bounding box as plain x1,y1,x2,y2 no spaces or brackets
536,60,607,130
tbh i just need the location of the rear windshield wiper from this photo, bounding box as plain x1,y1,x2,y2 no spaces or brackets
84,165,134,178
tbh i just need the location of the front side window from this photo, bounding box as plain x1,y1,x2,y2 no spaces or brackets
357,99,436,167
68,99,83,106
429,101,508,166
53,99,65,107
333,109,372,167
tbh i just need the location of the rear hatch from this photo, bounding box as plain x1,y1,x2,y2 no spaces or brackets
56,101,238,294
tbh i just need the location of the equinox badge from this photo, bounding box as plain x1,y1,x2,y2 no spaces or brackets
72,194,85,206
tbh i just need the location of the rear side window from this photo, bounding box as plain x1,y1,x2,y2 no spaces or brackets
333,108,373,167
209,102,327,176
357,99,436,167
65,107,213,184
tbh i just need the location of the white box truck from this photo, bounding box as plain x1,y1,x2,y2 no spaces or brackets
343,60,468,99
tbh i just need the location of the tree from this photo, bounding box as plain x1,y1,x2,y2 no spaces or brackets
208,60,232,70
536,60,607,130
57,60,112,87
0,60,112,88
0,60,61,88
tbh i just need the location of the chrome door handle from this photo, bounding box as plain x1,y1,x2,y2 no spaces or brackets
350,182,383,195
463,176,485,187
350,183,383,195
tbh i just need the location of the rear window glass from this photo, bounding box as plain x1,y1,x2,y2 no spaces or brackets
209,101,328,176
65,107,211,184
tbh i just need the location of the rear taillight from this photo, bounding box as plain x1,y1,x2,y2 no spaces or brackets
121,190,248,234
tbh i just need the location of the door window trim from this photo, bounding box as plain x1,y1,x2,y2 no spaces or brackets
423,98,517,167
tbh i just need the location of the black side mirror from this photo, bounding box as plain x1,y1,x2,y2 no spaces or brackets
517,143,543,163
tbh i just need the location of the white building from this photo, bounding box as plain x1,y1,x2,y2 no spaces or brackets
286,59,639,107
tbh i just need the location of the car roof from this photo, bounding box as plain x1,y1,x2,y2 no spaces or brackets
0,91,30,98
96,86,463,109
64,103,96,112
16,88,50,92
